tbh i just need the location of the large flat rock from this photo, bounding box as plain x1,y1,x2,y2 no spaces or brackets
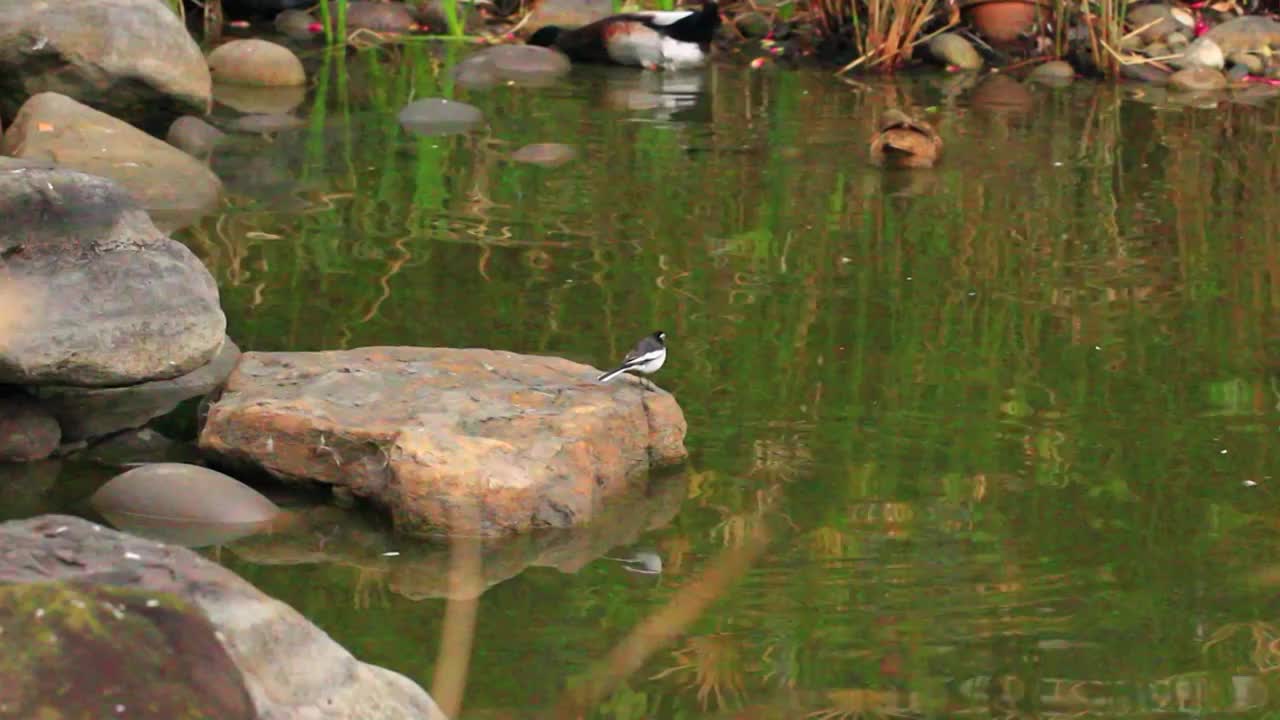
199,347,688,537
0,515,446,720
0,167,226,387
0,0,211,126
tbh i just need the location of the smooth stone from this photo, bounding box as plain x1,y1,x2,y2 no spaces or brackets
1,92,223,232
274,8,321,39
1127,4,1180,43
928,32,984,70
1205,15,1280,55
1173,36,1225,69
31,337,240,443
1119,33,1145,52
167,115,226,158
1169,67,1228,91
451,45,571,89
511,143,577,167
0,583,255,719
0,168,226,387
327,1,417,33
208,39,306,87
91,462,279,547
398,98,484,136
1028,60,1075,84
0,0,211,126
198,347,688,537
213,82,307,114
0,390,60,462
226,113,306,134
1166,31,1189,50
1144,42,1171,58
0,515,447,719
1228,51,1264,75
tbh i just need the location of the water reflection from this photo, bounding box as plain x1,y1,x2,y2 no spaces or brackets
151,43,1280,718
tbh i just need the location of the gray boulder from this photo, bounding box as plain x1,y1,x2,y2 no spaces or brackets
2,92,223,232
0,515,446,719
0,0,211,125
32,337,241,442
0,167,226,387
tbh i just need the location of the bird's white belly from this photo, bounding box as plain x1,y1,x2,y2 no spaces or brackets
608,25,707,70
634,352,665,374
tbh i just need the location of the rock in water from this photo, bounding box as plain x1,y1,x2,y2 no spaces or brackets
167,115,227,159
451,45,571,89
0,583,255,719
398,98,484,136
1173,36,1225,70
0,390,60,462
198,347,689,537
1028,60,1075,84
91,462,279,547
526,0,613,31
32,337,241,442
0,168,226,387
329,1,419,33
1168,67,1227,91
928,32,983,70
0,515,448,719
1,92,224,232
0,0,211,126
1205,16,1280,56
208,39,307,87
1126,4,1183,43
512,143,577,167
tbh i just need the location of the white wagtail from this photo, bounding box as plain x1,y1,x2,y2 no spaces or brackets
597,330,666,390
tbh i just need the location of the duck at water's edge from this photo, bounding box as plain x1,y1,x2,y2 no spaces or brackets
526,1,720,70
869,109,943,169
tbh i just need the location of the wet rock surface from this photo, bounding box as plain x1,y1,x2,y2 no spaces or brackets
512,142,577,167
31,338,240,443
0,0,211,125
167,115,227,159
398,97,485,136
452,45,572,89
1,92,224,231
0,167,226,387
198,347,689,537
0,515,447,720
330,1,420,33
0,582,256,720
208,39,307,87
928,32,983,70
1169,67,1227,91
0,390,60,462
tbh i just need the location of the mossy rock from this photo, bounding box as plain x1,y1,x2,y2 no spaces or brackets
0,582,254,719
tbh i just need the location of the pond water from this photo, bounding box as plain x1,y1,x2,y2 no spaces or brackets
13,43,1280,718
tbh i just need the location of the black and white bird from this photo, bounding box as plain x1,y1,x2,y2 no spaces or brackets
527,2,720,71
597,330,667,388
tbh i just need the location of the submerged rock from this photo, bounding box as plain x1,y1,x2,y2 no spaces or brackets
928,32,983,70
91,463,280,547
31,337,241,443
1169,67,1227,91
226,113,306,134
328,0,419,33
0,0,211,125
0,390,60,462
1028,59,1075,84
213,82,308,114
167,115,227,159
511,142,577,167
0,515,447,719
0,582,255,719
0,168,226,387
451,45,571,89
198,347,688,537
1,92,224,232
398,98,484,136
208,39,307,87
274,8,322,39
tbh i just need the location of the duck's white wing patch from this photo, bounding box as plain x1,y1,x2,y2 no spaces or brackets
606,24,666,68
634,10,695,25
659,36,707,69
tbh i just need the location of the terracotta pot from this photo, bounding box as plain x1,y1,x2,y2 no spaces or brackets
962,0,1045,44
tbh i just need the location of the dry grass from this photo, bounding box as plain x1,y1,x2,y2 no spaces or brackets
812,0,956,73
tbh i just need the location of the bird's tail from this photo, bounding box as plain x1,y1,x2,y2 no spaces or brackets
597,365,628,383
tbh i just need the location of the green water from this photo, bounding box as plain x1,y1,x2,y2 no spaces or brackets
24,43,1280,717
